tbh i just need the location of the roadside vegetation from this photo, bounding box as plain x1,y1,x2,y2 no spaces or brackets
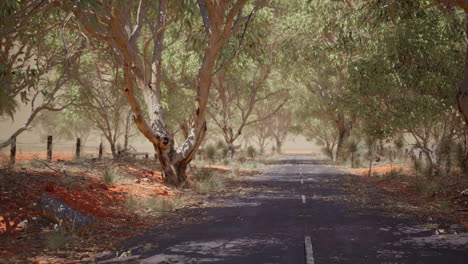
2,0,468,262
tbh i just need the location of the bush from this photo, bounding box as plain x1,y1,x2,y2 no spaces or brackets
385,168,403,179
125,195,139,211
219,145,228,159
237,156,247,164
413,179,441,196
216,140,225,150
205,144,217,163
191,167,224,194
192,167,215,182
196,176,224,194
145,197,180,215
247,146,257,159
30,159,44,168
101,167,122,185
46,231,68,250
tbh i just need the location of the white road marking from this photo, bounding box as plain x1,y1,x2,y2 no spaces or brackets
301,179,304,184
302,195,306,204
305,236,315,264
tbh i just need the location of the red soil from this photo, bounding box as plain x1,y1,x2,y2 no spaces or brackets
0,160,178,262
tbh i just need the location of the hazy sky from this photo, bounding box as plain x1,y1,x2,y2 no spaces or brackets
1,104,318,154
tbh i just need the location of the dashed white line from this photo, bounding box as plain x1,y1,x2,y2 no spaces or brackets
305,236,315,264
302,195,306,204
301,179,304,184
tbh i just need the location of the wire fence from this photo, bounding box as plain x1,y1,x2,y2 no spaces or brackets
1,135,208,164
1,136,116,164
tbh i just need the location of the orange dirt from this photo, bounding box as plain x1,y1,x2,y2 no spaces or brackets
0,159,179,262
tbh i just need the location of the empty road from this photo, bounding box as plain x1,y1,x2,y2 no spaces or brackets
100,156,468,263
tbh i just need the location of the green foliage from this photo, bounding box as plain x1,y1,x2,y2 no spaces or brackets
46,231,69,250
192,167,224,194
125,195,139,212
205,144,217,163
412,179,441,197
195,176,224,194
237,156,247,164
246,146,257,159
145,197,180,215
384,168,403,179
100,167,122,185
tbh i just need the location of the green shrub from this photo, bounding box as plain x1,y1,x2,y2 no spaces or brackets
145,197,180,215
205,144,217,163
247,146,257,159
219,146,229,159
193,167,214,182
216,140,225,150
237,156,247,164
438,201,452,214
385,168,403,179
101,167,122,185
191,167,224,193
196,176,224,194
46,231,68,250
413,179,441,196
125,195,139,211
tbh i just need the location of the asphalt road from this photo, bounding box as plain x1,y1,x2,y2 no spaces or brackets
102,156,468,264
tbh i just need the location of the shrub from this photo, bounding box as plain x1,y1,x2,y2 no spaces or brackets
247,146,257,159
145,197,180,215
205,144,217,163
196,176,224,194
191,167,224,193
101,167,122,185
219,145,229,159
192,167,215,182
385,168,403,179
413,179,441,196
125,195,139,211
216,140,225,150
46,231,68,250
237,156,247,164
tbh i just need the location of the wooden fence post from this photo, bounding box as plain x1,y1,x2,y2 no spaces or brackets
47,136,52,161
75,138,81,159
98,142,103,160
10,136,16,164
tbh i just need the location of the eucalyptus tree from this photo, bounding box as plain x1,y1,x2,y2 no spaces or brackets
248,104,274,154
0,1,85,149
209,65,288,158
279,0,360,161
347,2,465,176
68,49,135,158
65,0,259,185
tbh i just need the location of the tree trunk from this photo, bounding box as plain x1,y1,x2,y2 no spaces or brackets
335,119,352,162
110,141,118,159
457,17,468,175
